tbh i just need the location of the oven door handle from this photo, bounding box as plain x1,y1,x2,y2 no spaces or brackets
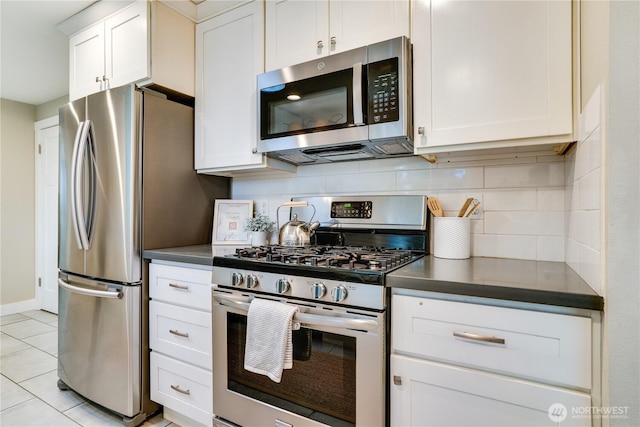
213,294,379,332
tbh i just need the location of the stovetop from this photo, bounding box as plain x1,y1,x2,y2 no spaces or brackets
234,245,417,270
213,244,423,286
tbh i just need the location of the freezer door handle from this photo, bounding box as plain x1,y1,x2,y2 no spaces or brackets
58,278,122,299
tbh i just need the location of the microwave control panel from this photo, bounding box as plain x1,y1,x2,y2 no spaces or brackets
331,201,373,219
368,58,399,124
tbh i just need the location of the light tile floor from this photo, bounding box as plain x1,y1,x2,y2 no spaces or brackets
1,310,177,427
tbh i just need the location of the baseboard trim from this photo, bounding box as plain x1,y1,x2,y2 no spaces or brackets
0,299,38,316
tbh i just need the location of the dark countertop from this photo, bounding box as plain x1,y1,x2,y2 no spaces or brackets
143,244,237,266
143,246,604,311
387,255,604,311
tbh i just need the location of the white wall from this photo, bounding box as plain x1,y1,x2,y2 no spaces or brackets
232,151,566,262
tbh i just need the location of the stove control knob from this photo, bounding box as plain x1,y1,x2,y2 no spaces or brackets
246,274,259,289
311,283,326,299
231,272,244,287
331,285,348,302
275,278,290,294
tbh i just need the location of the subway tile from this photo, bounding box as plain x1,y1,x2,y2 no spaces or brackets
484,211,564,236
537,236,565,262
484,189,536,211
397,167,483,191
495,235,537,260
472,234,496,258
292,175,326,195
537,188,565,211
578,169,601,211
485,162,564,188
326,171,396,193
577,243,602,293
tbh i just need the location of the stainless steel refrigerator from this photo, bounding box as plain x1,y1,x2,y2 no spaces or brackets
57,84,229,426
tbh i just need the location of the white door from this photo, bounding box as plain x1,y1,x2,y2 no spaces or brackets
35,117,59,314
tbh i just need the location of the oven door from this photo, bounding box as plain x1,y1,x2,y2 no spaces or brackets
212,290,385,427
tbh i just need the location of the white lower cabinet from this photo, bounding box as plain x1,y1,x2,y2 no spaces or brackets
149,262,213,427
391,354,591,427
391,294,595,427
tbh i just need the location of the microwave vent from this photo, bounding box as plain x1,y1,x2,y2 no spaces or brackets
278,153,316,164
318,151,375,162
373,141,413,155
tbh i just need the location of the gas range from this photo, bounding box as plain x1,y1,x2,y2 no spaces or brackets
212,195,429,310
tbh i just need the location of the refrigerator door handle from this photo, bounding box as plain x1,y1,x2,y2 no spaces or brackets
72,120,95,250
69,121,86,250
58,278,123,299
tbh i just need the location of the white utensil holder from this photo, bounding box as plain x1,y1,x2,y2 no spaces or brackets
434,217,471,259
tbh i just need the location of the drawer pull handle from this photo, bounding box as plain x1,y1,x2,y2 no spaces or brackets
169,283,189,290
453,331,505,345
393,375,402,386
169,329,189,338
170,384,191,395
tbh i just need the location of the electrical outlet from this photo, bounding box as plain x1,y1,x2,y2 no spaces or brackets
256,200,268,216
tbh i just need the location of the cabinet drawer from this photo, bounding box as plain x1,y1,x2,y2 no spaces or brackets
392,295,592,389
149,263,212,311
149,300,211,369
150,351,212,427
390,354,591,427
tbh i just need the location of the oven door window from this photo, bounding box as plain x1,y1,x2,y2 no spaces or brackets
260,69,355,140
227,312,356,426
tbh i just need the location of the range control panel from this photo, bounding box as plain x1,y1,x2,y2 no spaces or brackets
331,201,373,219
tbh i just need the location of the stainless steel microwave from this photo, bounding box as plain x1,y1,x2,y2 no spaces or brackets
257,37,413,165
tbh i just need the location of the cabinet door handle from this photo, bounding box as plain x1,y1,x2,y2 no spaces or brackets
169,329,189,338
317,40,324,49
169,282,189,290
393,375,402,386
330,36,336,46
418,126,425,136
453,331,505,345
170,384,191,395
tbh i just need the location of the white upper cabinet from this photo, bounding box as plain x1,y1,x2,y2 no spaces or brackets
194,1,295,175
412,0,573,155
69,1,194,101
265,0,410,71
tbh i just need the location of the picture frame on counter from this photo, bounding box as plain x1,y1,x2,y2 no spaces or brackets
212,199,254,245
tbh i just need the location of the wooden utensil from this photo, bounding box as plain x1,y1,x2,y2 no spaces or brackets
427,197,444,217
457,198,474,217
464,200,481,217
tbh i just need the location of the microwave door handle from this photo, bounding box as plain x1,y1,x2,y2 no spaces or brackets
352,62,364,125
213,293,378,331
69,121,86,250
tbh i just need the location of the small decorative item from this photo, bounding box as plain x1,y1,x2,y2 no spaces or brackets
245,212,276,246
212,200,254,245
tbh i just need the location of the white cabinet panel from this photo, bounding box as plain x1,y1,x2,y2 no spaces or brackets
391,354,591,427
69,24,105,99
392,295,592,389
412,0,572,153
150,351,212,427
195,1,295,175
265,0,409,71
68,1,194,101
149,301,212,370
149,263,212,311
104,0,148,90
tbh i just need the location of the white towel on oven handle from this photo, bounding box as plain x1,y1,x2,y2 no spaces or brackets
243,298,300,383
